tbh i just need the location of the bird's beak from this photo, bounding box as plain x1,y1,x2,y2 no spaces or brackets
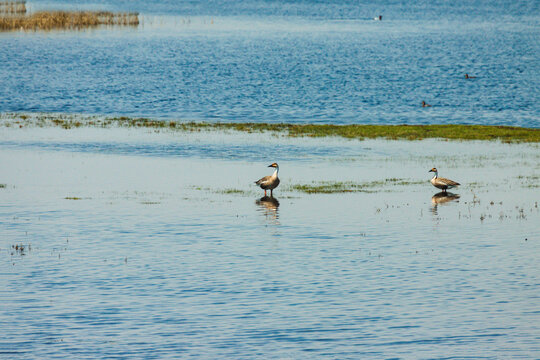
268,165,273,168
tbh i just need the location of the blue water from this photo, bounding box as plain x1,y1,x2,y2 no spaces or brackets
1,0,539,126
1,1,540,358
1,129,539,359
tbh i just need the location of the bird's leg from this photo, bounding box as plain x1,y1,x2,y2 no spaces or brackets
264,190,267,196
270,189,273,197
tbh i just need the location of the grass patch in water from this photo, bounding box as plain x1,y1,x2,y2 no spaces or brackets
517,175,540,180
516,174,540,188
291,178,425,194
0,184,6,188
192,186,252,195
291,181,367,194
3,113,540,143
220,188,249,195
0,9,138,31
189,185,254,196
214,123,540,143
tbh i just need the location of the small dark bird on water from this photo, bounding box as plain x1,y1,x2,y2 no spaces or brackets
421,101,432,107
465,73,476,79
255,163,280,197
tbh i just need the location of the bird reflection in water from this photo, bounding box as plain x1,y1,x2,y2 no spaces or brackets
430,191,460,215
256,196,280,223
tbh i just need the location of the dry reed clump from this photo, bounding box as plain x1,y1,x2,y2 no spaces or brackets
0,1,26,14
0,9,139,31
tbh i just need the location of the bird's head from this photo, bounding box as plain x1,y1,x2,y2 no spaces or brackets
429,167,438,173
268,163,279,168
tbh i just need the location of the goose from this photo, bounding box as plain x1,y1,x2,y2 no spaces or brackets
421,101,432,107
255,163,280,197
428,168,460,192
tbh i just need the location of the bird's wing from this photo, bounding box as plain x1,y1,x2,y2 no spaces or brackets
255,175,271,185
438,177,460,186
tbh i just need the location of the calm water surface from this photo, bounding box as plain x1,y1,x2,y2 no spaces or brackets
1,0,539,357
1,0,539,126
1,127,539,358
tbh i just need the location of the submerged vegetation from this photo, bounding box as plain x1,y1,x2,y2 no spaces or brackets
189,179,424,195
0,2,138,31
220,188,249,195
201,122,540,143
11,244,31,256
2,113,540,143
290,179,426,194
516,175,540,189
191,185,253,196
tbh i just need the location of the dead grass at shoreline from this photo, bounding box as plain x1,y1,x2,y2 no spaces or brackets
0,8,138,31
0,1,26,14
2,113,540,143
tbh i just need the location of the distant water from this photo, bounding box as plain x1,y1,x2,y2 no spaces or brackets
0,0,539,126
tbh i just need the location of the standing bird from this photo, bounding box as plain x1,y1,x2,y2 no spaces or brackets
428,167,460,192
255,163,280,197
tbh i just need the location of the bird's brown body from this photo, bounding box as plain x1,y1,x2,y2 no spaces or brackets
429,167,460,192
255,163,280,197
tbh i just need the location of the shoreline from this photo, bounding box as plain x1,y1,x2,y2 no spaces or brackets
2,112,540,143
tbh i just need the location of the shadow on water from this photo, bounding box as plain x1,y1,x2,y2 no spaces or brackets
256,196,280,223
430,191,460,215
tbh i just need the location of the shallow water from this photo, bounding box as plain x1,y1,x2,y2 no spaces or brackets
1,0,539,126
1,126,539,358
